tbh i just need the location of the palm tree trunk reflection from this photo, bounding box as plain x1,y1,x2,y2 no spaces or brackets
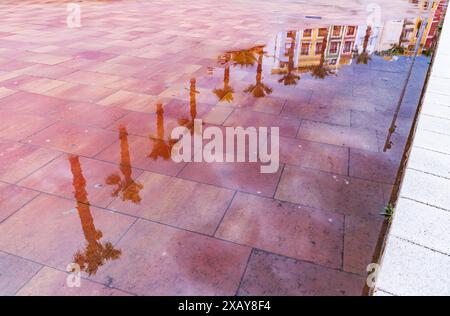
105,127,143,204
69,155,121,276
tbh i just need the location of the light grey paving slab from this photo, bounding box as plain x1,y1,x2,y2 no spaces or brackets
400,168,450,211
390,198,450,255
376,237,450,296
417,115,450,135
413,129,450,155
421,102,450,120
423,91,450,106
427,76,450,96
375,6,450,297
408,146,450,179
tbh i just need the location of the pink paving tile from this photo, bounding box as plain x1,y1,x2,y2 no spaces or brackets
343,215,385,275
0,87,15,99
104,77,168,95
18,155,142,208
298,120,379,151
0,110,56,141
44,82,116,103
279,136,348,175
237,250,365,296
0,71,20,83
19,53,73,66
60,70,122,87
224,109,300,138
97,90,156,113
15,77,66,94
105,55,158,67
0,183,38,223
349,149,399,184
282,101,351,126
24,122,118,157
179,160,283,197
0,139,61,183
54,57,98,71
1,74,38,90
96,133,185,176
0,194,135,273
0,60,34,72
0,91,66,115
49,102,127,129
90,219,251,295
88,62,142,77
28,45,68,54
216,192,343,268
109,171,234,234
0,252,42,296
75,51,116,62
109,110,178,138
1,74,66,94
15,64,77,80
16,267,130,296
275,166,385,217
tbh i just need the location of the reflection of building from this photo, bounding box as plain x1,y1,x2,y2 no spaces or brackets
398,0,447,54
327,25,358,66
354,0,447,56
273,25,358,74
271,0,447,74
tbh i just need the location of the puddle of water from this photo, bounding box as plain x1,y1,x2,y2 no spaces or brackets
88,12,443,273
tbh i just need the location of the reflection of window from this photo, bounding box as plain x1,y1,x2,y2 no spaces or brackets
403,29,413,40
318,28,328,37
315,42,324,55
303,29,312,37
346,26,356,36
343,41,353,53
332,26,342,37
301,42,310,55
329,41,340,54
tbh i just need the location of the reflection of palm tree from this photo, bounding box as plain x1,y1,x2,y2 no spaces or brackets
230,48,257,68
149,103,177,160
69,155,121,276
213,53,234,102
310,28,336,79
278,32,300,86
244,47,272,98
105,126,143,204
178,78,201,134
356,26,372,64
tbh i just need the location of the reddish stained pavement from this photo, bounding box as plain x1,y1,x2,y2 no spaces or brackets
0,0,432,295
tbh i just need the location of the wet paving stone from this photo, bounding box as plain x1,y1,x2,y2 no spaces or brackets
237,250,365,296
216,192,344,268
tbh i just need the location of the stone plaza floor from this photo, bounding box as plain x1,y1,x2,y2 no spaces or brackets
0,0,444,295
